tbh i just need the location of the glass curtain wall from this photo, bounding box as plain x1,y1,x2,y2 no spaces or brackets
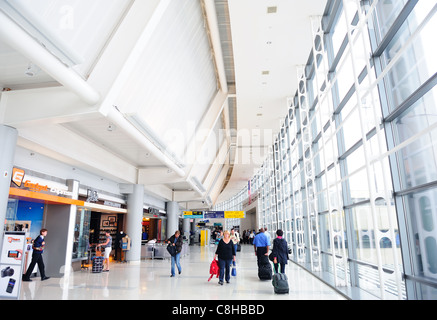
368,0,437,300
215,0,437,300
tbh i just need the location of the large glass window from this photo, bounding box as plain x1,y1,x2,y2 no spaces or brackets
215,0,437,300
382,1,437,111
393,86,437,189
72,207,91,260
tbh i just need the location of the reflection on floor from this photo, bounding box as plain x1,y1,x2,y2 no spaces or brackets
17,244,346,300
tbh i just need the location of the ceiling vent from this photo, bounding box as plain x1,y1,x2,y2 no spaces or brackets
267,6,277,14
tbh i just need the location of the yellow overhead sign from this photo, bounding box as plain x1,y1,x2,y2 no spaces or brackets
224,211,245,219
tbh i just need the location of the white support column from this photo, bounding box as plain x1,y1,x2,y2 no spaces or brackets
0,125,18,251
166,201,180,238
121,184,144,263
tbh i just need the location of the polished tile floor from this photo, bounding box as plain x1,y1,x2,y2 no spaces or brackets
16,244,346,300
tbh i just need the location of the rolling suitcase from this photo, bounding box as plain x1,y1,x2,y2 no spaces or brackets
272,272,289,294
258,263,272,280
257,255,269,267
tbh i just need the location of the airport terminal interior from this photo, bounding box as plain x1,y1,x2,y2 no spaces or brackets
1,0,437,301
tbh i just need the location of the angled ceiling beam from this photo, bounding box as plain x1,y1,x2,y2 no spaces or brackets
201,0,228,93
106,105,186,178
0,10,100,105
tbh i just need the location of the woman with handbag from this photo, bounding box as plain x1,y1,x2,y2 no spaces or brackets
214,230,236,285
167,230,183,277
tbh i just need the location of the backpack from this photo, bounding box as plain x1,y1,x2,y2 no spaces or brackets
208,259,220,281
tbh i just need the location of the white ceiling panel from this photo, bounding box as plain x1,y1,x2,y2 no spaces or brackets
62,118,164,168
1,0,330,207
218,0,328,203
0,0,132,85
115,0,217,162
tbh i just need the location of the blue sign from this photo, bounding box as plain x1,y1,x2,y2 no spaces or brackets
204,211,225,219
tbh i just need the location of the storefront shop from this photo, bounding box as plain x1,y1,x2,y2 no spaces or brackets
5,167,127,276
142,207,166,243
141,207,171,259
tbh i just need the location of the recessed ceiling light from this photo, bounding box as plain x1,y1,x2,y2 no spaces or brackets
267,6,277,14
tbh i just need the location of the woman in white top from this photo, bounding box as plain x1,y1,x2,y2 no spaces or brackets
97,231,112,272
230,229,240,253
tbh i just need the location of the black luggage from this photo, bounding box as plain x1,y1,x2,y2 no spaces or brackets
257,255,269,267
92,256,104,273
272,272,289,294
258,263,272,280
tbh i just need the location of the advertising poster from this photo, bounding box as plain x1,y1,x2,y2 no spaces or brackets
0,232,26,299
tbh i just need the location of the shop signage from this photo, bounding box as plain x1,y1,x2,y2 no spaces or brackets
103,201,121,208
86,189,99,202
10,168,73,197
11,168,25,187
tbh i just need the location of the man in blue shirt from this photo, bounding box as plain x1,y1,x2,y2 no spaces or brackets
253,228,270,259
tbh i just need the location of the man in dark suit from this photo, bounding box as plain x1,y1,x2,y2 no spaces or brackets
22,228,50,281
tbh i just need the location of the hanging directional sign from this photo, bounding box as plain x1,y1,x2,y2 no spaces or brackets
183,211,204,219
183,210,245,219
204,211,224,219
224,211,245,219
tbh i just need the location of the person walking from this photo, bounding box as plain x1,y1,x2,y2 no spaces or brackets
167,230,183,277
253,228,270,259
230,229,240,254
97,231,112,272
264,227,271,248
271,229,289,273
22,229,50,281
214,230,236,285
249,230,255,244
